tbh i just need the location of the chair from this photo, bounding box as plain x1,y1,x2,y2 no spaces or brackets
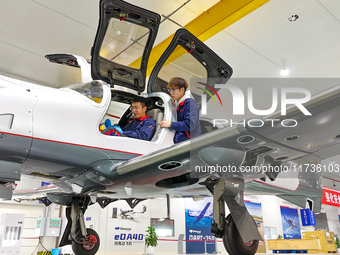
147,108,163,142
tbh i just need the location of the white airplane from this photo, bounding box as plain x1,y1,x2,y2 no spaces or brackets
1,0,339,255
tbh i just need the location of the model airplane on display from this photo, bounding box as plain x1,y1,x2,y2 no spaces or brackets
187,202,213,224
283,214,298,233
1,0,340,255
120,205,147,220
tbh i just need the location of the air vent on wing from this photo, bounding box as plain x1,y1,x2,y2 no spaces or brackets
158,161,183,171
285,135,300,141
156,173,198,188
237,135,255,144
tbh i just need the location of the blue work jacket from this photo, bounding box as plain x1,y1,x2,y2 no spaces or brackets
171,98,201,143
123,115,156,141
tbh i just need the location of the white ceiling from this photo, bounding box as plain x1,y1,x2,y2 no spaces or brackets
1,0,340,187
1,0,339,84
207,0,340,80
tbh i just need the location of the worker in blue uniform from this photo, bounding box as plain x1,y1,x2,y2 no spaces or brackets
160,77,201,143
122,97,156,141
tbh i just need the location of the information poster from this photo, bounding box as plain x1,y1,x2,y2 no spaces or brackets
300,209,316,226
185,197,215,254
280,207,301,239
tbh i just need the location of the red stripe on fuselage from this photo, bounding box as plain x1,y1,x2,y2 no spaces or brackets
0,130,142,156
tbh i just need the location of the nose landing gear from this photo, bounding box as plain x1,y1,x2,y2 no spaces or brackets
58,195,101,255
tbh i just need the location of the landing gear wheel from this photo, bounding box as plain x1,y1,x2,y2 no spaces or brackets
222,214,258,255
222,215,233,255
72,228,100,255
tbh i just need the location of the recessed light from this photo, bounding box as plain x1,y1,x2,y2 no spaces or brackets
281,67,290,76
288,14,300,22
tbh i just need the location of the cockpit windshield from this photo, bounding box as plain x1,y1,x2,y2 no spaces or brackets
64,81,104,103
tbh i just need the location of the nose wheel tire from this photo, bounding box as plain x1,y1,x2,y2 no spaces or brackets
222,214,259,255
72,228,100,255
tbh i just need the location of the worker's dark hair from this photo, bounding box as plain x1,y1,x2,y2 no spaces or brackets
131,97,148,108
167,77,188,91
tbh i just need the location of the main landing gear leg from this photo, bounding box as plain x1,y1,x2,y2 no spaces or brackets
207,178,261,255
60,195,100,255
210,178,225,239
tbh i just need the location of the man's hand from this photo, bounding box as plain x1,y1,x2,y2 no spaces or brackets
160,119,171,128
112,125,123,134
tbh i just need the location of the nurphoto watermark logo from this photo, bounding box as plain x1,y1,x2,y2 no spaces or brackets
195,78,312,128
189,78,340,179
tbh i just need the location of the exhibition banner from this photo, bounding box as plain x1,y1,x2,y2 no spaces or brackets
322,187,340,207
280,206,301,239
185,197,215,254
300,209,316,226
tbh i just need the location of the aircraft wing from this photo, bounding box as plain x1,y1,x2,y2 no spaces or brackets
108,84,340,209
120,84,340,170
13,184,59,197
11,84,340,213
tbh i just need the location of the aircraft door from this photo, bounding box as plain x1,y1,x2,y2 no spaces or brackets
91,0,161,92
147,28,233,104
